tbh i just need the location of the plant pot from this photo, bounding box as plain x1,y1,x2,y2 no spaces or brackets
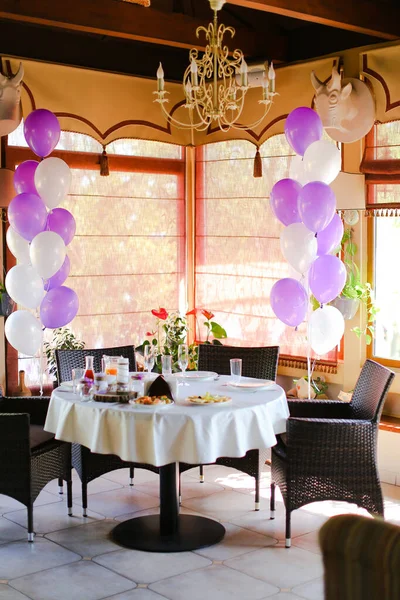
0,293,13,318
331,296,360,320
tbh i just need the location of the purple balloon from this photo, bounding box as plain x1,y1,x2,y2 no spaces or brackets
13,160,39,195
8,193,47,242
24,109,61,158
44,255,70,291
47,208,76,246
40,285,79,329
298,181,336,233
317,214,344,256
309,255,347,305
270,178,302,226
285,107,323,156
270,278,308,327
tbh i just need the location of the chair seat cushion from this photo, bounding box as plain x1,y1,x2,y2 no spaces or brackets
30,424,55,450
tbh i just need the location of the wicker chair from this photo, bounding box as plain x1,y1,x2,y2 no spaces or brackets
319,514,400,600
180,344,280,510
56,345,158,515
0,396,72,541
270,359,395,548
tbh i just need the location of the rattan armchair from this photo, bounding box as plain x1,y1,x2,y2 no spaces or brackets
56,345,158,516
0,396,72,541
320,514,400,600
270,359,395,548
180,344,280,510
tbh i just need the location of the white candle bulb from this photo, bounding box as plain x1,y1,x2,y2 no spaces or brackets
185,80,193,100
157,62,165,92
268,62,275,80
190,58,198,87
190,58,198,74
268,62,275,93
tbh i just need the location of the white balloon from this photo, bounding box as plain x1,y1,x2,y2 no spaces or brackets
6,227,31,265
34,157,72,209
5,310,43,356
303,140,341,185
280,223,318,274
309,305,345,355
5,265,44,309
289,155,309,186
30,231,66,279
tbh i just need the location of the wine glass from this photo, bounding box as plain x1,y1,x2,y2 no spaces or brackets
144,345,155,377
178,344,189,385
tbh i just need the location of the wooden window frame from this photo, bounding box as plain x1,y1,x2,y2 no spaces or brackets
366,125,400,369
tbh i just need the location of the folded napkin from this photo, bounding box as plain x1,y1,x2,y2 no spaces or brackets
145,376,175,401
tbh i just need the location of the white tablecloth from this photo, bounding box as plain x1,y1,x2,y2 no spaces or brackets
45,376,289,467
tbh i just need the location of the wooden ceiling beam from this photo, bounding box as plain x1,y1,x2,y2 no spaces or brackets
0,0,287,60
227,0,400,40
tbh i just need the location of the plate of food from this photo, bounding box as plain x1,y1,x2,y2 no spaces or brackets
172,371,218,381
226,379,275,391
129,395,174,408
187,392,232,405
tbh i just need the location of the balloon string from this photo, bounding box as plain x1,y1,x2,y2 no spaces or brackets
306,278,312,400
39,333,44,397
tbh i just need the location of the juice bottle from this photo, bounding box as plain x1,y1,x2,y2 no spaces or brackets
84,355,95,382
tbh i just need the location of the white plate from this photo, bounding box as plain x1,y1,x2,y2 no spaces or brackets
128,400,173,410
59,381,73,389
172,371,218,381
186,395,232,406
226,379,275,391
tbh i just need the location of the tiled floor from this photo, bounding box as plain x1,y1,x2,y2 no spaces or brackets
0,465,400,600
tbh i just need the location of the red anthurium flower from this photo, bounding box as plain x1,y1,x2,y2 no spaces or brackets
151,308,168,320
202,309,214,321
186,308,197,316
146,331,157,337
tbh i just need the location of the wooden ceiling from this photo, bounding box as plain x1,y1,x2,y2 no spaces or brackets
0,0,399,80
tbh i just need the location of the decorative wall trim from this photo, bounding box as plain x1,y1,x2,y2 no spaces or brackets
365,207,400,217
362,54,400,114
206,114,288,143
279,356,338,375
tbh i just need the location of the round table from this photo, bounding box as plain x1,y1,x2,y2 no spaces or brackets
45,375,288,552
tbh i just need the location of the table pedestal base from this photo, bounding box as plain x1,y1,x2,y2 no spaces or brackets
112,514,225,552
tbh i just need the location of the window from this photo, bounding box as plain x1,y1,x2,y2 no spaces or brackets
195,136,337,362
6,127,185,386
365,122,400,366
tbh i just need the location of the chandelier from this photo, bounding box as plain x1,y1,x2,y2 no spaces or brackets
154,0,277,132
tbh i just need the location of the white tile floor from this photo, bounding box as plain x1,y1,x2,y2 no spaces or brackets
0,465,399,600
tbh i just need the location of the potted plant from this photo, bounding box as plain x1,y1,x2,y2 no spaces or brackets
330,228,378,344
44,327,85,386
136,307,227,373
0,282,13,318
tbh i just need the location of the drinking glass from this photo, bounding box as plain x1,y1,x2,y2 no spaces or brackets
144,345,155,376
178,344,189,385
161,354,172,377
230,358,242,382
72,367,85,393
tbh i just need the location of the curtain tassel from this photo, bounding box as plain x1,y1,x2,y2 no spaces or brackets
100,148,109,176
253,147,262,178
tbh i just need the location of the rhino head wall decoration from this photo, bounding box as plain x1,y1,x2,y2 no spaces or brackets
310,66,375,143
0,63,24,137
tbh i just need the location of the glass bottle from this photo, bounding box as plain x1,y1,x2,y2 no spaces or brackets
84,356,95,383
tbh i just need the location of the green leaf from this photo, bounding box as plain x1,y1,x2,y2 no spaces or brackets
352,327,362,338
210,322,227,339
212,339,223,345
365,334,372,345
